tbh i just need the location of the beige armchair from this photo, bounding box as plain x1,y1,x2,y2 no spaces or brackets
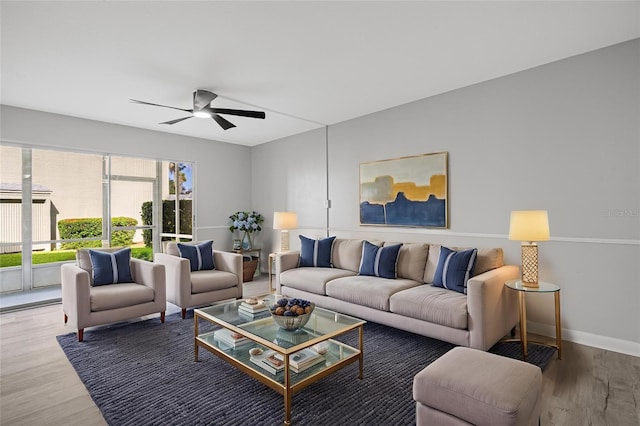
154,241,243,319
61,248,166,342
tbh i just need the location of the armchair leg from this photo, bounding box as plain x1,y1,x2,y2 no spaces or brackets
160,312,165,323
77,329,84,342
64,313,68,324
181,308,187,319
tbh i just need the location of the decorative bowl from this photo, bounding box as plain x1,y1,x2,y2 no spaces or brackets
270,299,315,330
249,347,263,356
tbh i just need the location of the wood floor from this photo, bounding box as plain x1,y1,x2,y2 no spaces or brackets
1,284,639,425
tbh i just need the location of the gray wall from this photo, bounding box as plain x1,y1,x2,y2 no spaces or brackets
251,127,328,251
0,105,252,248
252,39,640,355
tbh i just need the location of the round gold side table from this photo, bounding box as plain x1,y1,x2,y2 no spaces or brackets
505,279,562,361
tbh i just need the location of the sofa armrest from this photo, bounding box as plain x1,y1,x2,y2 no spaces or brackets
466,265,520,351
212,250,243,283
130,258,166,304
61,263,91,327
154,253,190,306
276,251,300,273
274,251,300,293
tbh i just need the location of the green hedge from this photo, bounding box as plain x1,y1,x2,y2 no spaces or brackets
0,247,154,268
141,200,192,247
58,217,137,249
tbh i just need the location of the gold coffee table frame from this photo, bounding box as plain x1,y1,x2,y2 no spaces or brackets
194,296,365,425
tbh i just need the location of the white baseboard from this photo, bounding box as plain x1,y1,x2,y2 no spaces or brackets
527,320,640,358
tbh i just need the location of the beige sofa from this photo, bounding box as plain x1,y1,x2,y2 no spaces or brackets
276,238,519,351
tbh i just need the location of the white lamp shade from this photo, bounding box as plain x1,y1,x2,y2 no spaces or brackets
273,211,298,230
509,210,550,242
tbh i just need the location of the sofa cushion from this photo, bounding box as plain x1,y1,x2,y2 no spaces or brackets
190,269,238,293
326,275,420,311
89,248,133,286
77,247,127,285
358,241,402,279
299,235,336,267
280,267,356,295
386,242,429,282
433,247,477,294
178,240,215,272
389,285,468,329
473,247,504,276
90,283,155,312
331,238,367,272
423,244,441,284
425,245,504,283
164,241,181,256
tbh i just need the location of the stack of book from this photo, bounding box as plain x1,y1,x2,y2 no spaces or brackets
249,350,285,375
275,348,325,373
238,300,268,317
213,328,251,350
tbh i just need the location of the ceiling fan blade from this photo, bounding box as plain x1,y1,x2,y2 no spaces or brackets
130,99,192,113
193,90,217,111
209,108,266,119
212,114,236,130
160,116,193,125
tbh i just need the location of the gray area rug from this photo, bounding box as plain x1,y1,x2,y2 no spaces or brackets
57,311,555,426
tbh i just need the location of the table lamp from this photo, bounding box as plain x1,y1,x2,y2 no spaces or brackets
509,210,550,288
273,211,298,252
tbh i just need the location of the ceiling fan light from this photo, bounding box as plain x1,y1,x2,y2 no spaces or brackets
193,110,211,118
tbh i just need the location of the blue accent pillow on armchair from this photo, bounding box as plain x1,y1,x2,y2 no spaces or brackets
358,241,403,279
89,248,133,286
299,235,336,267
432,247,478,294
177,240,215,272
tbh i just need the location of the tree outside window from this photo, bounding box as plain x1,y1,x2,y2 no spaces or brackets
169,162,192,196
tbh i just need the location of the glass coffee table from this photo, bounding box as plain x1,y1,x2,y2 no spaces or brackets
194,295,366,425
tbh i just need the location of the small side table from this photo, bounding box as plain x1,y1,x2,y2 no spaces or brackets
505,279,562,361
268,252,277,293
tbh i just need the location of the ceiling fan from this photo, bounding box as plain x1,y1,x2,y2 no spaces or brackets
130,89,266,130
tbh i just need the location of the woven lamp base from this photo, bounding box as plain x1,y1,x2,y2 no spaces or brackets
521,243,539,288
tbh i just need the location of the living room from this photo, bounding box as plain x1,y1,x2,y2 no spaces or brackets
1,2,639,425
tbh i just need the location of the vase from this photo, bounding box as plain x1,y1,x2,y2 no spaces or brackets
242,232,252,250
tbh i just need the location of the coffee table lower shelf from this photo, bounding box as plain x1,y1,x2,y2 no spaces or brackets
194,321,364,425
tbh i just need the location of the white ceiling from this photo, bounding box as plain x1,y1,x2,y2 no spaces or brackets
2,1,639,146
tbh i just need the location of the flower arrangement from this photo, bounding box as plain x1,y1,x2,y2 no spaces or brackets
229,211,264,234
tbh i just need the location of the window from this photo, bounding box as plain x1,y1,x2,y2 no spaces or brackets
160,161,194,243
0,144,194,300
0,146,23,292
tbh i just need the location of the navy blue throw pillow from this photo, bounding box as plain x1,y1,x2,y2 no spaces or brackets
177,240,215,272
89,248,133,286
432,247,478,294
358,241,402,279
299,235,336,267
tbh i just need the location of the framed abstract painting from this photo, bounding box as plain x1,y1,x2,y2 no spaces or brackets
359,152,448,228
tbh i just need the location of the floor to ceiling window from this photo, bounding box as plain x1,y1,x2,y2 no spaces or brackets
110,155,160,259
0,144,194,309
161,161,193,244
0,146,24,294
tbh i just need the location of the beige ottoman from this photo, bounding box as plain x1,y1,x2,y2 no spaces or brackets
413,347,542,426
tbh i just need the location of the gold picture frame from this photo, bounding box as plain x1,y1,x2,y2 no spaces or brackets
359,152,448,228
